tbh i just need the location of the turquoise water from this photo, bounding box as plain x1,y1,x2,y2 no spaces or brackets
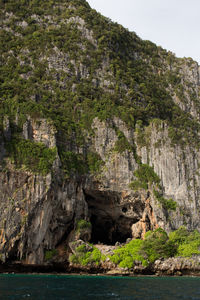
0,274,200,299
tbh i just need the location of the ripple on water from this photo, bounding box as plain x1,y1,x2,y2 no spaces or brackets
0,275,200,300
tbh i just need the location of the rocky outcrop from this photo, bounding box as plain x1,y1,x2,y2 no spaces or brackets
154,257,200,276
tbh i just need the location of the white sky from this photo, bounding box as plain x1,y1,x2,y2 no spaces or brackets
87,0,200,63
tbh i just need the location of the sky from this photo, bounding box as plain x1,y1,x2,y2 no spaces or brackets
87,0,200,63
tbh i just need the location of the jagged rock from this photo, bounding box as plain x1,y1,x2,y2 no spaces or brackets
153,256,200,275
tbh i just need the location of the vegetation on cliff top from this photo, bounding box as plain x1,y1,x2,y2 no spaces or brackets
1,0,200,174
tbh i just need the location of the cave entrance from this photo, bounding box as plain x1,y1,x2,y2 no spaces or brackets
85,191,133,245
90,214,132,245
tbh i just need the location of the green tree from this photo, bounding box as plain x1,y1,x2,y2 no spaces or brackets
141,228,176,263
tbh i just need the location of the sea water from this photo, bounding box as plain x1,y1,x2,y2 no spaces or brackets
0,274,200,300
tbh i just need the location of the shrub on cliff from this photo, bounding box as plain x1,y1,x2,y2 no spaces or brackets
153,190,177,211
177,241,200,257
44,249,58,261
141,228,177,263
169,227,200,257
168,226,190,244
110,228,176,269
69,243,105,266
76,220,92,231
129,164,160,191
110,239,148,268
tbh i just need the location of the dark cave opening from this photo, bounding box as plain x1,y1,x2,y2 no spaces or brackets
85,191,133,245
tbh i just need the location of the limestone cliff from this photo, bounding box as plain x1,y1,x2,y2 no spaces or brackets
1,0,200,265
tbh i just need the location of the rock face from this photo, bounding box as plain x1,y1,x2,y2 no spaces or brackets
0,167,88,264
1,0,200,266
1,113,200,264
154,257,200,276
137,122,200,233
